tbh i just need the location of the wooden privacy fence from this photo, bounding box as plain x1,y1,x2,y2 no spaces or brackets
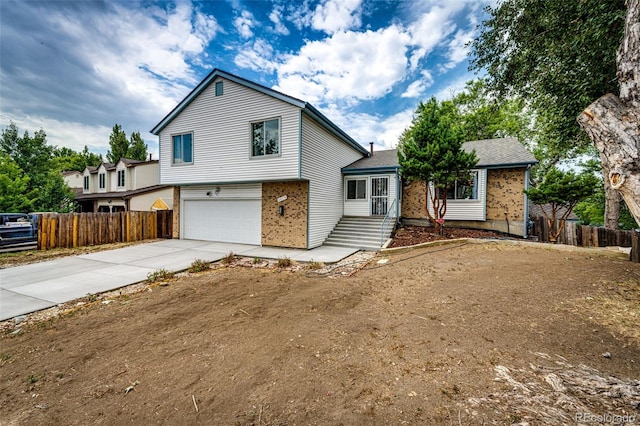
37,211,172,250
530,216,639,262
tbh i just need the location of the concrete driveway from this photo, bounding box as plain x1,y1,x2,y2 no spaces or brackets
0,240,359,322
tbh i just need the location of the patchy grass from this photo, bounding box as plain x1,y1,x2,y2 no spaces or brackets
306,260,323,270
221,252,236,265
572,279,640,344
188,259,210,273
276,256,292,268
146,269,175,283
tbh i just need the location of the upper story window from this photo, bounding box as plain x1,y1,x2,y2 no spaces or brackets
447,171,478,200
117,170,125,187
251,118,280,157
83,176,89,191
346,179,366,200
99,172,106,189
215,81,223,96
172,133,193,165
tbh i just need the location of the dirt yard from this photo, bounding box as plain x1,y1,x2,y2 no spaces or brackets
1,241,639,425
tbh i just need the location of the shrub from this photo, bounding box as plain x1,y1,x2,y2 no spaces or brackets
307,260,323,270
221,252,236,265
276,257,292,268
188,259,210,273
253,257,262,264
147,268,175,283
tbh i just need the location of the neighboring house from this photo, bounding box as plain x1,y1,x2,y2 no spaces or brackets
62,170,84,198
75,158,173,212
151,69,537,250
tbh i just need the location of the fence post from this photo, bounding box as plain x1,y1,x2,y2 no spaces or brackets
631,231,639,263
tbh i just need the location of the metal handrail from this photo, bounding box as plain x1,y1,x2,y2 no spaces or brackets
380,198,397,247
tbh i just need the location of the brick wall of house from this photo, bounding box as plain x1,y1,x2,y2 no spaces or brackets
485,168,526,222
172,186,180,238
401,180,428,218
261,181,308,248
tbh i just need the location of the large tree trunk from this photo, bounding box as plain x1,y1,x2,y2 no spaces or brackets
577,0,640,228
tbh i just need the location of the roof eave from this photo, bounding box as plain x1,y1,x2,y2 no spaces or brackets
342,166,400,174
150,69,307,135
477,160,539,169
302,105,369,156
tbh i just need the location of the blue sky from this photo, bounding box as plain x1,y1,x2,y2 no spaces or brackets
0,0,493,159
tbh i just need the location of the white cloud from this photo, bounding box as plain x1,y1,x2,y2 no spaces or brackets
0,2,219,154
433,74,471,100
401,71,434,98
405,3,466,69
269,4,290,35
274,25,411,105
311,0,362,34
234,10,255,39
321,106,415,149
441,27,475,70
234,39,278,73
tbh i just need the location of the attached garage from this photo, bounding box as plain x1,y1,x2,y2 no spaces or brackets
181,184,262,245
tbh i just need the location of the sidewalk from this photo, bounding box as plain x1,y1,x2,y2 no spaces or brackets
0,240,359,321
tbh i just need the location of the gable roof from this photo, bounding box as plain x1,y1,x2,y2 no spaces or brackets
464,138,537,168
342,138,538,173
150,68,369,156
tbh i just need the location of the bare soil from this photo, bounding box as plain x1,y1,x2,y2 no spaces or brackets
1,242,639,425
389,225,504,248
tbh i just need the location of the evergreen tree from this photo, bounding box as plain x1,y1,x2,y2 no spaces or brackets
128,131,148,161
398,98,478,233
106,124,129,163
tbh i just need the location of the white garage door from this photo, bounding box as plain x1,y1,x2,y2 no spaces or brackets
182,199,261,245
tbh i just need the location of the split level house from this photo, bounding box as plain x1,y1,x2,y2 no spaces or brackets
75,158,173,213
151,69,537,251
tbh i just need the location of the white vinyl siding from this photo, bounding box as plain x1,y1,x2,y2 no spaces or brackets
428,169,487,221
301,114,364,248
343,174,399,217
159,78,300,185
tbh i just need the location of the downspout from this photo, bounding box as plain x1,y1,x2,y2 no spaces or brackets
395,168,400,222
523,165,531,238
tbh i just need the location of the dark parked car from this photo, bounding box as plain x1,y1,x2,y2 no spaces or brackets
0,213,37,246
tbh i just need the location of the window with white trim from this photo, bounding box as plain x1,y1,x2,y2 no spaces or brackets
172,133,193,164
83,175,89,190
251,118,280,157
117,170,125,187
215,81,223,96
346,179,366,200
446,171,478,200
99,172,106,189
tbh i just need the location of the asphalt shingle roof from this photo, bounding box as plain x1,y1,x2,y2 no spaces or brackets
342,137,537,171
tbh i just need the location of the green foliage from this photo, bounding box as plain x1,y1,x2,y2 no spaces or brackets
106,124,129,164
398,97,478,228
0,122,73,212
106,125,149,163
575,190,639,230
188,259,210,273
526,167,600,241
470,0,625,172
53,145,102,172
0,153,36,212
128,131,148,161
146,268,175,283
526,168,599,208
451,79,530,143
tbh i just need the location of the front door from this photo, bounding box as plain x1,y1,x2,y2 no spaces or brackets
371,177,389,215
